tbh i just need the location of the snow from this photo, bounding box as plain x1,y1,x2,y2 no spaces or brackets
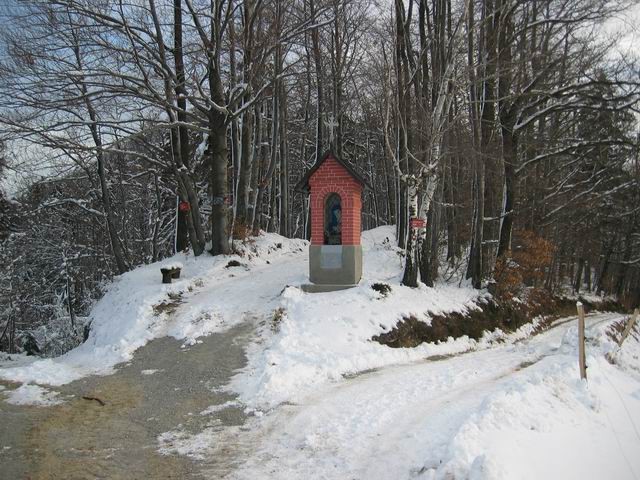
3,384,63,406
441,358,639,480
158,422,245,461
428,322,640,480
231,226,488,409
227,313,640,480
0,226,524,408
0,352,33,369
233,280,490,408
161,261,184,270
2,225,639,480
0,231,308,387
200,400,241,416
158,427,212,460
0,224,486,408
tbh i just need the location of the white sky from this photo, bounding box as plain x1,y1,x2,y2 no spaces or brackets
602,3,640,57
1,0,640,198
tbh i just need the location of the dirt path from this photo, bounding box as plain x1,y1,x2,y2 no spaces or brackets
0,321,254,480
0,246,307,480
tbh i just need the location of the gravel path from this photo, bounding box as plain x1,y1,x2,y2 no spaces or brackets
0,246,308,480
0,321,254,480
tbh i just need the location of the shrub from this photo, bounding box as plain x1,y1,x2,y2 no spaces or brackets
493,230,555,301
271,307,285,332
232,220,253,241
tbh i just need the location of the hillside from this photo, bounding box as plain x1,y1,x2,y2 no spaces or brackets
1,227,639,479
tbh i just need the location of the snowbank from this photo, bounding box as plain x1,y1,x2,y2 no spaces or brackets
228,313,640,480
233,226,493,409
0,232,308,387
431,320,640,480
2,225,513,411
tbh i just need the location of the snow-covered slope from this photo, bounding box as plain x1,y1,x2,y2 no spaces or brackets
224,314,640,480
1,226,488,392
232,226,492,408
1,226,538,406
0,232,308,386
3,226,639,480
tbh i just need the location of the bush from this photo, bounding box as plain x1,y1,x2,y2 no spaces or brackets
493,230,555,301
271,307,285,332
232,220,253,241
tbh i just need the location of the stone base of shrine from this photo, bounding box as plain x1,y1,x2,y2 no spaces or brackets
306,244,362,290
300,283,357,293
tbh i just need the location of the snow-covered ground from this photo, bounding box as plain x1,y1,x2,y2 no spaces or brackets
2,227,639,479
1,226,486,398
228,312,640,480
3,383,63,406
232,226,494,409
0,232,309,387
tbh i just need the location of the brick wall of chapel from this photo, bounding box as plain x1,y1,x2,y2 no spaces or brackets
308,156,362,246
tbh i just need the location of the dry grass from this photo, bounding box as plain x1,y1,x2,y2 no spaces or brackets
152,292,183,316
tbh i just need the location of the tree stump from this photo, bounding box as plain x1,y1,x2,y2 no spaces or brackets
161,266,181,284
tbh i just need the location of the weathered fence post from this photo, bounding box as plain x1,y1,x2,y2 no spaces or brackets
576,301,587,381
618,308,639,348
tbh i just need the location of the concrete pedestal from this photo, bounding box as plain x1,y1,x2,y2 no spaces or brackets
303,245,362,292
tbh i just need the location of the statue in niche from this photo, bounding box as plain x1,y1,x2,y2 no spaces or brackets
324,193,342,245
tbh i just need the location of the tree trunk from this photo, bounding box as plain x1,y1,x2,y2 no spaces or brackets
174,0,190,253
236,107,253,229
208,67,230,255
419,200,437,287
465,0,483,289
596,240,614,293
310,0,323,157
480,0,500,276
497,130,517,257
615,232,633,296
402,185,420,287
445,153,458,263
151,172,162,262
467,156,485,289
279,81,289,237
249,104,263,232
574,257,585,293
382,150,396,226
496,3,516,259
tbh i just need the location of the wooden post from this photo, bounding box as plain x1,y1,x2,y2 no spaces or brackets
576,302,587,380
618,308,639,348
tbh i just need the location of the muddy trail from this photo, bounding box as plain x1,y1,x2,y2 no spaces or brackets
0,322,253,480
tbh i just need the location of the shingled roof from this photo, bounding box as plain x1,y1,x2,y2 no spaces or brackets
294,150,370,193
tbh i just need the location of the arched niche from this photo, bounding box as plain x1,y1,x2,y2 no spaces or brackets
324,192,342,245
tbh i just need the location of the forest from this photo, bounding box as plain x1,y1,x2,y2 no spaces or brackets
0,0,639,354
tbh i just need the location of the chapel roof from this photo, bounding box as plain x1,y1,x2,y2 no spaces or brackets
294,150,370,193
